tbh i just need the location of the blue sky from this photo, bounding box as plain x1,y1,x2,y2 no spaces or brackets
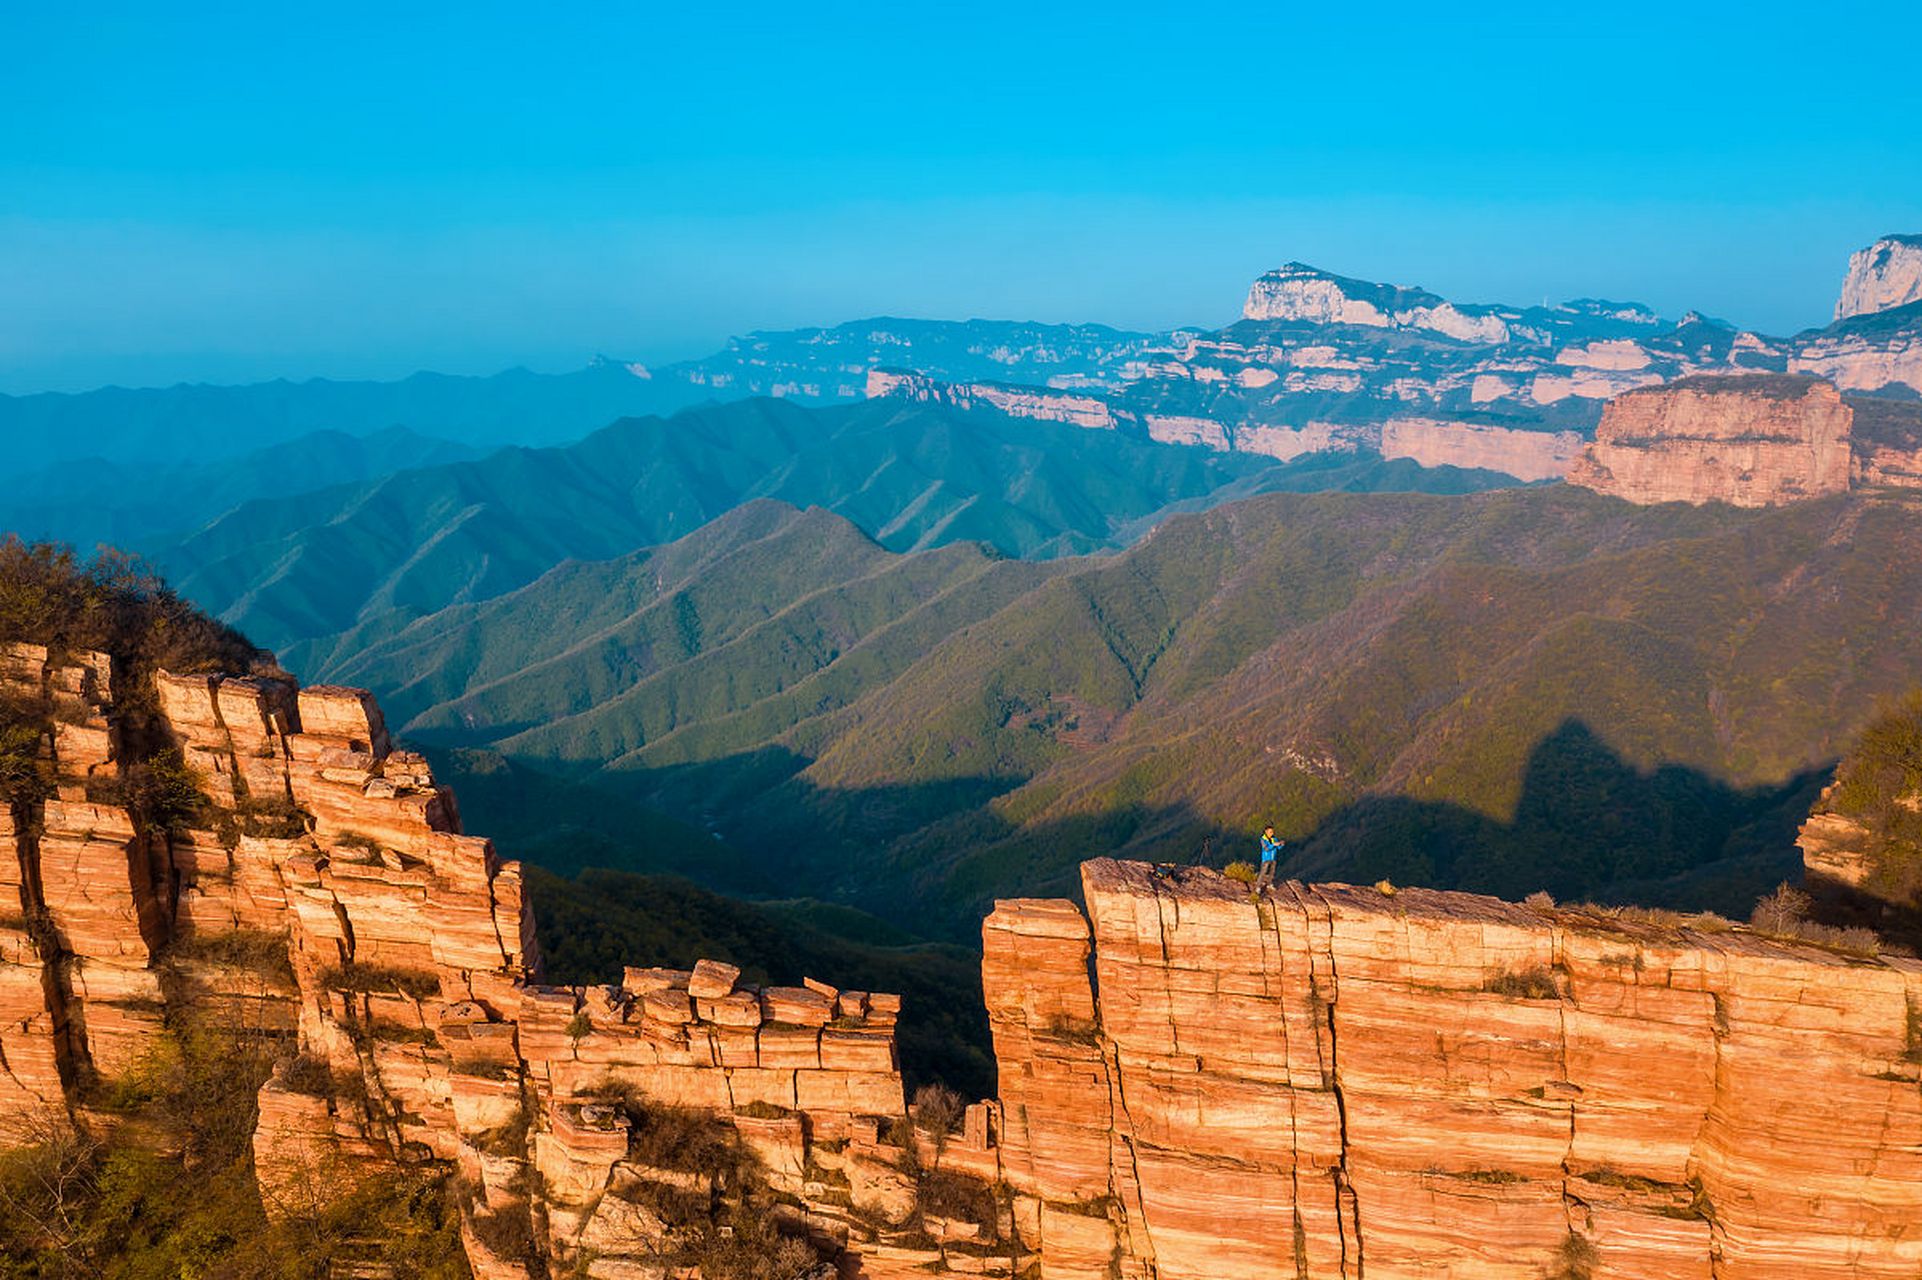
4,1,1920,393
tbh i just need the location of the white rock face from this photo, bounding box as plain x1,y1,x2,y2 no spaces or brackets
1379,418,1584,483
1242,265,1509,342
1244,266,1394,327
1792,329,1922,394
1835,236,1922,320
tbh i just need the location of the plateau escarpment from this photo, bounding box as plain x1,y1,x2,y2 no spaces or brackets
861,241,1922,484
984,859,1922,1279
1567,374,1922,506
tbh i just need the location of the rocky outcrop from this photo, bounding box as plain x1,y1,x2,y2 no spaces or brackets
1568,375,1856,506
867,261,1832,484
1242,264,1514,343
1793,311,1922,395
1835,235,1922,321
866,368,1125,430
984,859,1922,1280
1566,374,1922,506
1379,418,1584,483
15,636,1922,1276
0,644,978,1279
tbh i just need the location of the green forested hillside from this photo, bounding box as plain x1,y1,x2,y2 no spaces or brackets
358,487,1922,939
153,395,1516,665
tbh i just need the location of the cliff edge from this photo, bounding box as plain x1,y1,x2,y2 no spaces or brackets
984,858,1922,1280
1566,373,1922,506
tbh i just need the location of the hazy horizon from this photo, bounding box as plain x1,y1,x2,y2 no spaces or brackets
6,1,1920,395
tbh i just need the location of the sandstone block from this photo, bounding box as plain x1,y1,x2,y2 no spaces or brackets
762,985,833,1027
695,991,761,1028
621,967,689,995
639,989,692,1026
686,958,740,999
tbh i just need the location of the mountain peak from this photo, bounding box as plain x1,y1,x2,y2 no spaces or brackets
1242,263,1508,342
1836,235,1922,321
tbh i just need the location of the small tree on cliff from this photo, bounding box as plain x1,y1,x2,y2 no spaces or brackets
1831,689,1922,905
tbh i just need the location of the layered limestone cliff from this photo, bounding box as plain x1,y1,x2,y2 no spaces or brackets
983,859,1922,1280
0,644,994,1280
1242,265,1513,343
1835,236,1922,321
866,368,1124,430
1378,418,1584,483
1793,318,1922,396
1564,374,1912,506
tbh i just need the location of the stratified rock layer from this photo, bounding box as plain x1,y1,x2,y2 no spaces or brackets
0,646,973,1280
1565,373,1922,506
984,859,1922,1280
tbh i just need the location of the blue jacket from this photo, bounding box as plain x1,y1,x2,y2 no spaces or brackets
1259,834,1282,863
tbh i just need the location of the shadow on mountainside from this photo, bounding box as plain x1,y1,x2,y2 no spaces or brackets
445,718,1832,947
1279,719,1830,916
442,720,1836,1091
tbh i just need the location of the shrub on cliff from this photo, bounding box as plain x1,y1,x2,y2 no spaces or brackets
0,537,261,680
0,688,50,806
0,991,466,1278
1830,689,1922,905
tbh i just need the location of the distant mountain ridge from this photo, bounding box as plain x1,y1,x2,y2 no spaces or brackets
12,236,1919,493
155,394,1516,667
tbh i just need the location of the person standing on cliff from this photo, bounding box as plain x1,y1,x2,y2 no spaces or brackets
1256,825,1283,891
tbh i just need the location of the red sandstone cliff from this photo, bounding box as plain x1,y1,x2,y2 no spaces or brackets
0,643,998,1280
983,859,1922,1280
1567,373,1922,506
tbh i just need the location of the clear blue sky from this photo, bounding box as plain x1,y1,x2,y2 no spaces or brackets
4,1,1920,393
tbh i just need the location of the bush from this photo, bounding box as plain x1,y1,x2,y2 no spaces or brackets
1830,690,1922,906
234,794,309,840
1486,965,1560,1000
1548,1231,1600,1280
1748,883,1884,956
162,927,296,984
279,1054,336,1097
691,1205,829,1280
0,690,51,808
915,1169,999,1237
0,538,261,681
366,1019,440,1046
319,961,442,1000
126,748,208,834
1750,882,1813,934
616,1096,744,1179
332,831,386,862
1041,1014,1102,1047
1223,861,1259,884
468,1198,540,1265
910,1083,965,1139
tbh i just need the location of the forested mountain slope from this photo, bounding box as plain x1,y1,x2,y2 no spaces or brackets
154,395,1514,665
345,486,1922,938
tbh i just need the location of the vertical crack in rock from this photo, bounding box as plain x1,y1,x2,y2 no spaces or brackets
9,789,83,1106
12,794,88,1098
1264,887,1311,1280
1551,920,1583,1245
1103,874,1185,1271
1305,885,1362,1279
